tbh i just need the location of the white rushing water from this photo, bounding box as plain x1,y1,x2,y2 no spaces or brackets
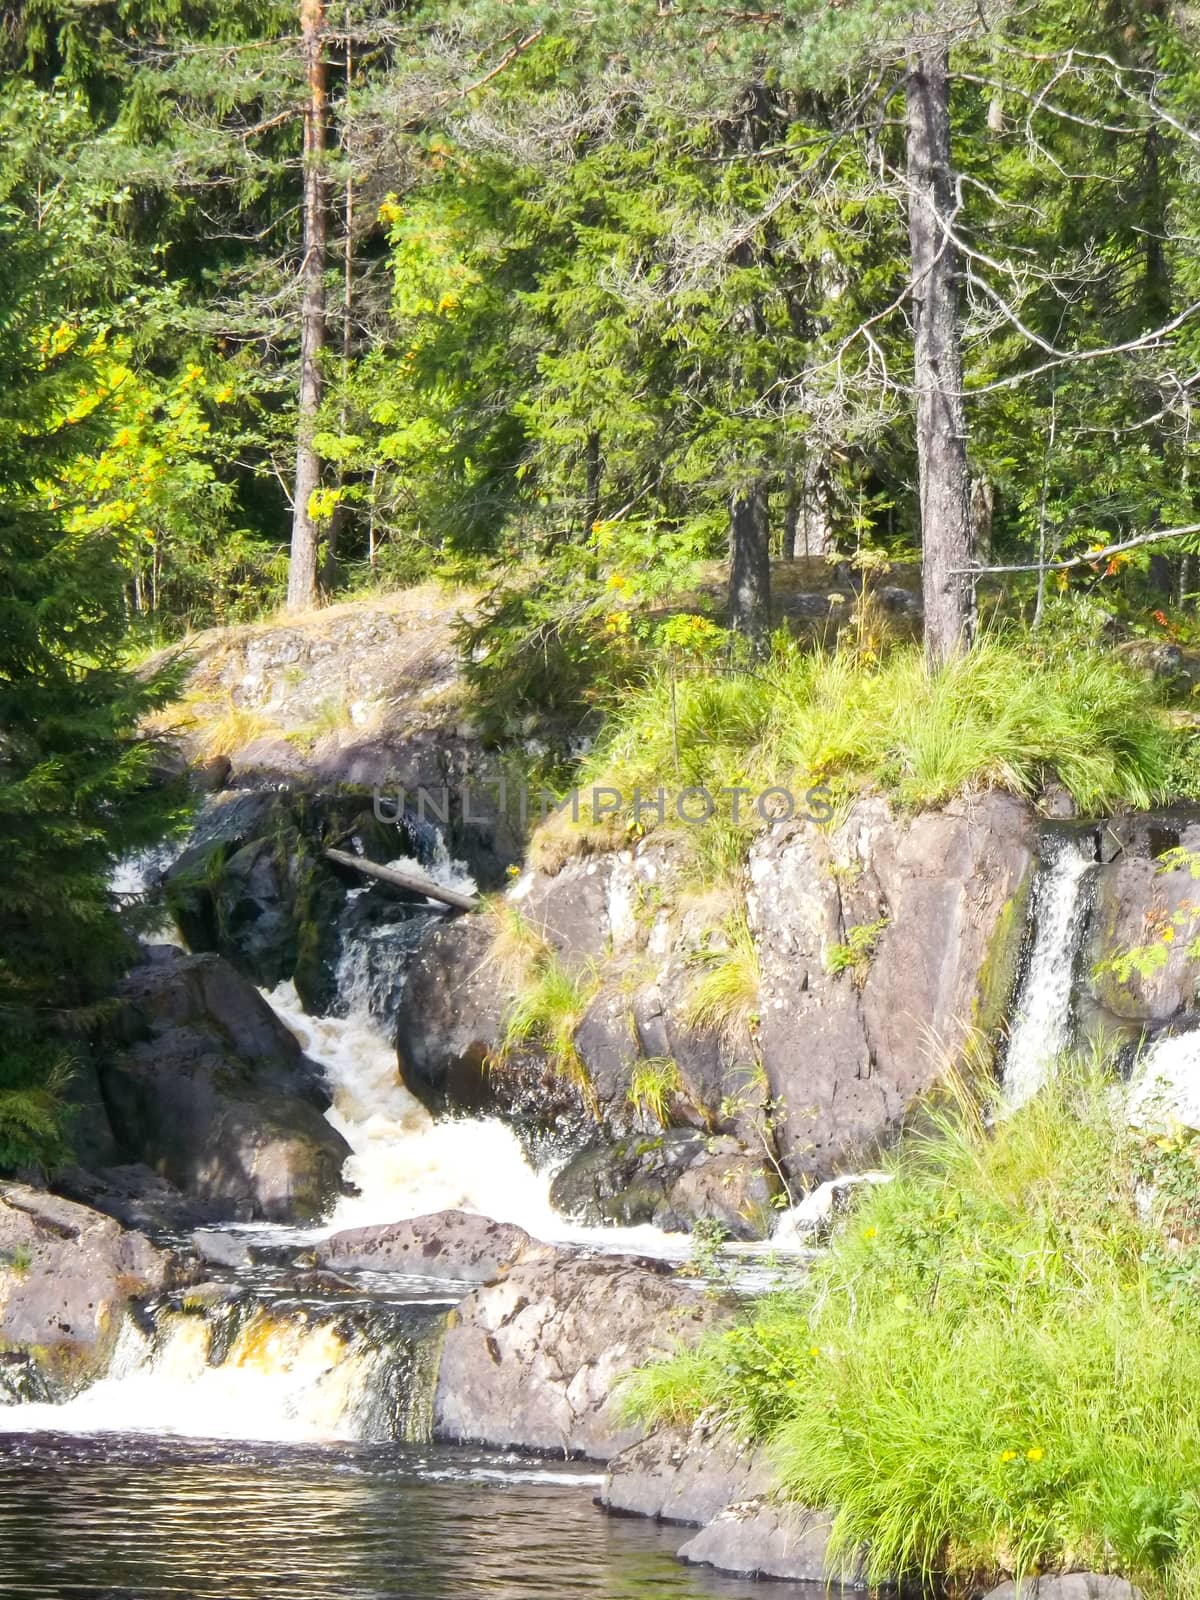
1127,1028,1200,1132
271,980,568,1238
1002,832,1095,1108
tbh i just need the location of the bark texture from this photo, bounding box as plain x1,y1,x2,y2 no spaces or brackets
906,49,974,664
287,0,328,613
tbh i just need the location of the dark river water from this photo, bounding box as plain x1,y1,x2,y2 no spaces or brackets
0,1434,827,1600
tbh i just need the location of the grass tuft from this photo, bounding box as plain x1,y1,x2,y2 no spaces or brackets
622,1058,1200,1599
627,1056,684,1127
498,951,600,1107
684,910,761,1044
577,631,1186,842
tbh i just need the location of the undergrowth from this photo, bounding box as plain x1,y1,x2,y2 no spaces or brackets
621,1060,1200,1599
565,632,1189,865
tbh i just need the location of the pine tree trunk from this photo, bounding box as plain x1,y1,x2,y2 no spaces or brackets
729,482,770,646
906,48,973,666
287,0,328,613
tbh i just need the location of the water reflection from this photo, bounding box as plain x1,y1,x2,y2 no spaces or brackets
0,1436,829,1600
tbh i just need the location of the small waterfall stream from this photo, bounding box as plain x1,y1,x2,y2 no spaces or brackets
0,1291,446,1444
1001,830,1097,1107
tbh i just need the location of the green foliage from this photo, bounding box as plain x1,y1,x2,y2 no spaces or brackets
826,916,889,983
623,1061,1200,1597
0,199,184,1168
685,911,761,1043
627,1056,684,1128
498,952,600,1102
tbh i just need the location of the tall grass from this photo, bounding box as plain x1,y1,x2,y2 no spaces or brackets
498,952,599,1106
622,1062,1200,1598
582,631,1188,820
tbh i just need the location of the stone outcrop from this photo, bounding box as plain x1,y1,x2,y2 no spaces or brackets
749,790,1034,1180
433,1252,730,1459
0,1183,173,1394
600,1421,771,1525
677,1500,853,1584
983,1579,1142,1600
97,947,350,1223
397,792,1036,1190
315,1210,535,1283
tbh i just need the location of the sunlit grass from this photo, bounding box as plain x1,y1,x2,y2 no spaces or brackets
622,1060,1200,1598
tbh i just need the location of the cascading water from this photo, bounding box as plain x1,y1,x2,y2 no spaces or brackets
269,980,567,1238
1002,830,1097,1107
0,1291,446,1445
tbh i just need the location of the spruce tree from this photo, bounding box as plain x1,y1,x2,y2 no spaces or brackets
0,201,179,1170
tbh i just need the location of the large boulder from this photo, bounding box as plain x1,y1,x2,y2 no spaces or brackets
549,1132,778,1240
984,1580,1142,1600
749,791,1035,1181
433,1252,730,1459
600,1421,771,1525
677,1500,855,1584
98,948,351,1223
0,1183,173,1394
315,1210,535,1283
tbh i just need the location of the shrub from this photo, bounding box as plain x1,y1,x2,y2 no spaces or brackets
622,1061,1200,1598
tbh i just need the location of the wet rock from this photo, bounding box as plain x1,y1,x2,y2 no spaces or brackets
0,1182,173,1393
677,1500,858,1584
54,1163,221,1234
549,1132,708,1229
983,1579,1142,1600
600,1421,771,1525
549,1134,777,1240
316,1211,535,1283
394,919,504,1117
99,949,351,1224
190,1229,258,1270
433,1252,730,1459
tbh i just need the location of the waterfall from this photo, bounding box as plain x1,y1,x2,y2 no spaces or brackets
0,1291,447,1445
267,981,567,1238
1128,1029,1200,1131
1001,830,1096,1107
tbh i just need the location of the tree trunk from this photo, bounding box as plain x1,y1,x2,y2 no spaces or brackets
729,482,770,646
287,0,328,613
906,48,973,665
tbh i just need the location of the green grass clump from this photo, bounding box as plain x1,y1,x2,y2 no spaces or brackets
684,910,761,1043
498,952,599,1105
622,1063,1200,1598
580,630,1187,827
628,1056,684,1127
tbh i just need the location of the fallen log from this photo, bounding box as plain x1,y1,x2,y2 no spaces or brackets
322,847,479,913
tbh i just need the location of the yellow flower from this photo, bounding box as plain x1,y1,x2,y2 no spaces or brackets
1162,925,1176,944
1026,1447,1044,1461
1000,1450,1018,1463
606,572,629,591
505,864,520,879
809,1346,820,1358
863,1226,878,1241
